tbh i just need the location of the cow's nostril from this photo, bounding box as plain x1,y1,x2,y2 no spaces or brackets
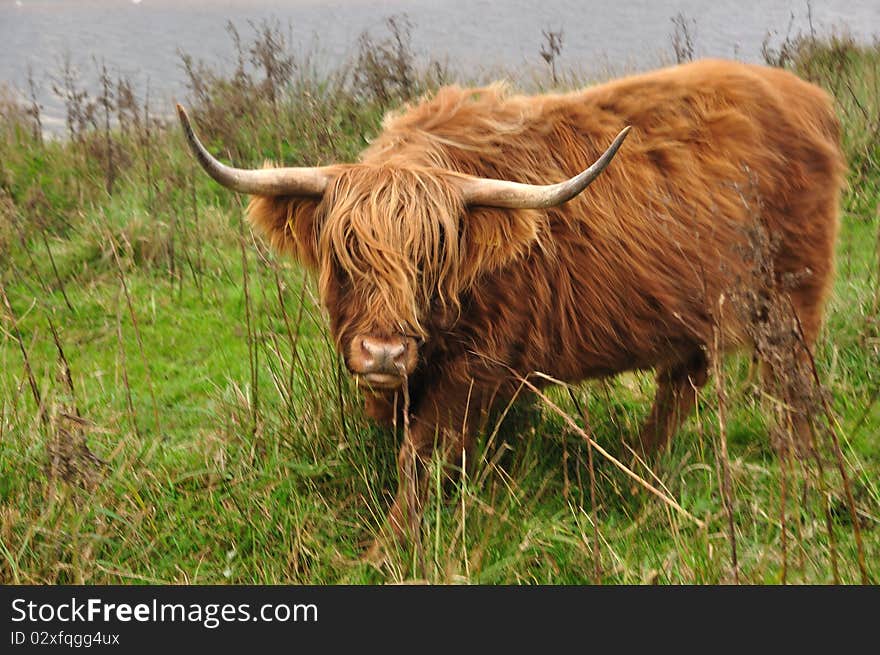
387,342,406,361
361,338,384,360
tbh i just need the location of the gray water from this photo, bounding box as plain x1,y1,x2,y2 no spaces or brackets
1,0,878,131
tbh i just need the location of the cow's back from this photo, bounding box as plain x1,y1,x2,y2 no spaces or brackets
372,61,845,381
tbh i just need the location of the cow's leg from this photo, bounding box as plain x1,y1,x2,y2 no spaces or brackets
638,350,709,453
383,424,474,546
365,379,485,561
759,292,824,456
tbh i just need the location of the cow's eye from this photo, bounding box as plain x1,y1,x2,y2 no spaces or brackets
397,325,424,346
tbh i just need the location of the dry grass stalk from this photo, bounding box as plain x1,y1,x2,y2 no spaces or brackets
236,213,259,437
789,299,870,584
0,281,43,418
567,388,602,583
114,289,139,439
38,228,74,315
710,294,740,583
105,225,163,437
519,373,704,528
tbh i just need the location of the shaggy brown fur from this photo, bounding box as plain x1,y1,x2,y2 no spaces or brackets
246,59,844,548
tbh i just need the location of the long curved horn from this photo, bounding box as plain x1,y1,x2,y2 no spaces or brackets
176,104,332,197
459,126,631,209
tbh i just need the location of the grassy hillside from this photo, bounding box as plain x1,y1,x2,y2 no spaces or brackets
0,22,877,584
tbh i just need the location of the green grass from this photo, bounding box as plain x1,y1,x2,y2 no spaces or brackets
0,28,878,584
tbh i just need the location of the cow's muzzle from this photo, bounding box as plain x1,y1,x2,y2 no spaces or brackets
348,335,418,389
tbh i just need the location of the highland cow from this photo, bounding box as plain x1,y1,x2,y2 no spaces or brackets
178,59,844,553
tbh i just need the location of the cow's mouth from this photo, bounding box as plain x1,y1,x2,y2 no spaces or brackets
358,372,405,389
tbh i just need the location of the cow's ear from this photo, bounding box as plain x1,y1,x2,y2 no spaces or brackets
459,206,547,280
246,195,322,269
